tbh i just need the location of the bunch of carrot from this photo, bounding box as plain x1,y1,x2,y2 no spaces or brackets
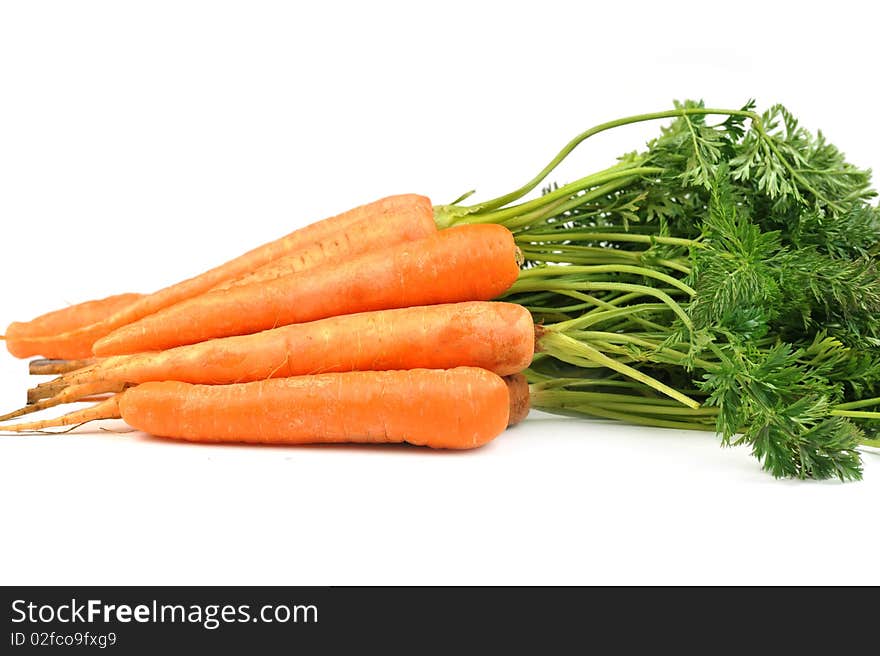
10,101,875,478
7,104,717,450
1,194,538,449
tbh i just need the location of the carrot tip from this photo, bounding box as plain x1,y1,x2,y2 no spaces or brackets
0,392,63,422
27,385,60,405
0,406,33,423
1,425,79,436
0,396,122,433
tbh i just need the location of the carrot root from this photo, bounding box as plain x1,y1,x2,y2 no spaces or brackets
28,382,64,405
0,396,121,433
0,381,124,423
118,369,509,449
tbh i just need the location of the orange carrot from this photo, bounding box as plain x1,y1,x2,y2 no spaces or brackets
31,302,534,411
4,293,143,360
212,199,439,291
8,194,435,359
16,301,532,413
94,224,520,356
1,368,511,449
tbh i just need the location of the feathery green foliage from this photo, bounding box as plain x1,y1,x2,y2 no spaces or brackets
445,101,880,480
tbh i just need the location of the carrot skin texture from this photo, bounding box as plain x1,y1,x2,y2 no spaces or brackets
62,302,534,394
118,368,509,449
94,224,521,356
8,293,143,338
212,205,435,291
28,359,97,376
503,373,531,427
9,194,434,359
5,293,143,359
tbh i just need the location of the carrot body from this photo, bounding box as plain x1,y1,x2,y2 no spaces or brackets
5,293,143,359
10,194,435,359
2,369,511,449
94,224,520,356
120,369,508,448
62,302,535,393
212,201,438,291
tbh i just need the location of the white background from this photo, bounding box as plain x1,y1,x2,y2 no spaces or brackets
1,0,878,585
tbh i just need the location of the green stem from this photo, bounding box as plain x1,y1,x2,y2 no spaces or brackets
549,303,670,332
525,374,653,392
510,280,693,331
568,332,719,371
538,331,701,409
466,167,663,229
457,106,759,214
517,231,700,248
516,264,696,296
829,410,880,420
833,396,880,411
519,245,645,267
499,177,646,230
532,390,691,407
654,259,692,275
597,401,719,417
535,401,713,431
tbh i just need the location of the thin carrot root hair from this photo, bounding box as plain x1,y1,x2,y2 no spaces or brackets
0,396,121,434
0,381,125,423
27,357,114,403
